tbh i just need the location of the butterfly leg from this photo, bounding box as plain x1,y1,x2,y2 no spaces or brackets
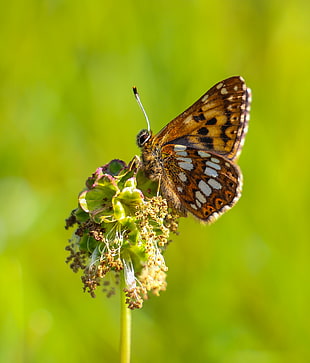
157,174,162,197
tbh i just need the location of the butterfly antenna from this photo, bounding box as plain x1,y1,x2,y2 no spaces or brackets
133,86,151,132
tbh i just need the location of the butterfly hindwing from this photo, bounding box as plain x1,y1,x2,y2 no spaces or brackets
161,144,242,222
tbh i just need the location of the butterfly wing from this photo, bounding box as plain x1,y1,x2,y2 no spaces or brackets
154,76,251,161
160,144,242,222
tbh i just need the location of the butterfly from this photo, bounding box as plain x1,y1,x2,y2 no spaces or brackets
135,76,251,223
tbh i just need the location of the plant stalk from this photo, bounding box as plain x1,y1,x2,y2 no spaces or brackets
119,281,131,363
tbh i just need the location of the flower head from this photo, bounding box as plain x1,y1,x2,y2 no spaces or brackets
65,158,179,309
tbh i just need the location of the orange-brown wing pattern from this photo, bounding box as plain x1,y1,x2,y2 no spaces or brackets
160,144,242,222
154,76,251,161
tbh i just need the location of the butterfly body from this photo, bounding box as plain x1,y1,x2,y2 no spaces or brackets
137,76,251,223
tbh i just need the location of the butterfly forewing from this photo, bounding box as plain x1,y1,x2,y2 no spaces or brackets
154,76,251,161
161,145,242,222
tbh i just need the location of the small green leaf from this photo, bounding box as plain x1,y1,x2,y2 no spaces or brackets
113,199,126,220
136,169,158,198
79,176,118,213
78,234,97,252
74,206,90,223
107,159,127,176
119,217,139,244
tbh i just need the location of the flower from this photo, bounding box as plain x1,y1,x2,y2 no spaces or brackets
65,158,179,309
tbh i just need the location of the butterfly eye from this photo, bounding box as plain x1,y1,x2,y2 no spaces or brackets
137,129,151,147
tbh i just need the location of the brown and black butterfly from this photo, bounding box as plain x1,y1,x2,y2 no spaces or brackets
135,76,251,223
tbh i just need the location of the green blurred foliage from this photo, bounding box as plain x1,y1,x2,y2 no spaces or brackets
1,0,310,362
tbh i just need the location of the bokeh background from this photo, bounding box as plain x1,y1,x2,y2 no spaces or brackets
1,0,310,362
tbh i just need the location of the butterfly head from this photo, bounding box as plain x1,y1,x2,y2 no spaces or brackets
136,129,152,147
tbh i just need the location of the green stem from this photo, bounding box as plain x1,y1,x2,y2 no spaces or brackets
120,279,131,363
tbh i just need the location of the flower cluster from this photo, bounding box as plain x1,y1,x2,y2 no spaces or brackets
65,158,179,309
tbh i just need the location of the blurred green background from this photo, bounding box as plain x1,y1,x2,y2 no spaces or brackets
1,0,309,362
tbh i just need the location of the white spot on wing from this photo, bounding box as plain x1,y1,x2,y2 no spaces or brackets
204,167,218,177
190,203,198,210
208,178,222,189
247,89,252,103
206,161,221,170
177,186,183,193
176,151,188,157
195,190,207,204
177,157,192,163
216,82,223,89
198,180,212,197
178,172,187,182
202,94,209,102
178,161,194,171
198,151,211,158
174,145,187,152
183,116,192,124
210,157,220,163
221,87,228,95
